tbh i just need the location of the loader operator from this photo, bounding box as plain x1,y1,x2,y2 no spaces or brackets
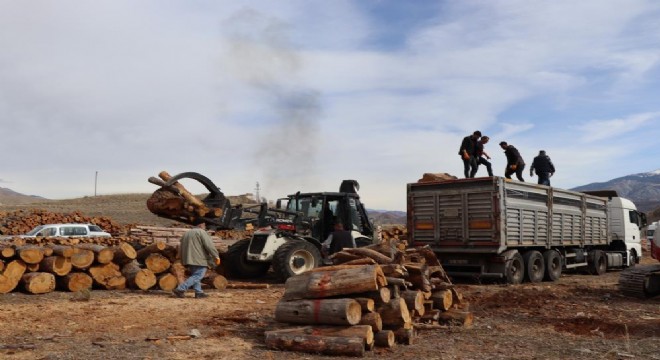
172,223,221,299
322,220,356,256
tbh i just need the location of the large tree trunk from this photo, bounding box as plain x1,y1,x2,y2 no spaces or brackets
275,298,362,326
157,273,178,291
377,298,411,327
70,249,95,269
76,244,114,264
16,246,44,264
88,262,126,290
39,256,72,276
0,260,27,293
57,272,93,292
144,253,171,274
121,261,156,290
21,272,56,294
264,327,365,357
283,265,382,301
113,243,137,265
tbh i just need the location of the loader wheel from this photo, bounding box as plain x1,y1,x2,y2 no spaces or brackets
272,240,321,281
504,252,524,285
588,250,607,276
543,250,562,282
523,250,545,283
222,239,270,279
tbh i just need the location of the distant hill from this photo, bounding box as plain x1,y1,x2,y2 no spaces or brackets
368,209,406,225
571,169,660,213
0,187,46,205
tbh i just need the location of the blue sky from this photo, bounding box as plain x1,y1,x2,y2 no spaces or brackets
1,0,659,210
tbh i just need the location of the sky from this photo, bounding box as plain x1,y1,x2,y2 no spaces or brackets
1,0,660,211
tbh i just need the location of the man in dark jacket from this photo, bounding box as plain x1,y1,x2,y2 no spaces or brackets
499,141,525,181
530,150,555,186
475,136,493,177
458,130,481,178
322,220,356,256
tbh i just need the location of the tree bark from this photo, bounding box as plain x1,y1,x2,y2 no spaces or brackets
121,261,156,290
264,327,365,357
377,298,411,327
136,241,167,261
158,171,209,215
342,248,392,264
431,289,453,311
57,272,93,292
374,330,395,348
359,312,383,332
353,297,375,312
394,327,416,345
202,272,228,290
275,298,362,326
39,256,72,276
283,265,382,300
21,272,56,294
438,310,473,327
401,290,425,316
113,243,137,265
49,245,75,258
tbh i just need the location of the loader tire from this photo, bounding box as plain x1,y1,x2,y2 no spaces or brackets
272,240,321,281
222,239,270,279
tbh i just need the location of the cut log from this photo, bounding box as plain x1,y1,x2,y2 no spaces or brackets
42,247,54,257
377,298,411,327
431,289,453,311
21,272,56,294
158,170,209,215
157,273,178,291
354,297,375,312
265,327,365,357
121,261,156,290
0,260,4,272
169,261,186,285
58,272,93,292
374,330,395,348
26,263,39,272
450,288,464,307
275,298,362,325
401,290,425,316
16,246,44,264
49,245,75,258
202,272,228,290
113,243,137,265
89,262,126,290
329,251,361,264
283,265,382,300
343,248,392,264
136,241,167,261
393,327,416,345
0,244,15,258
70,249,95,269
144,253,171,274
306,325,374,346
341,257,377,266
359,287,391,305
39,256,72,276
76,244,114,264
225,283,270,289
0,260,27,293
420,309,441,323
359,312,383,332
381,264,407,278
438,310,473,327
405,263,432,292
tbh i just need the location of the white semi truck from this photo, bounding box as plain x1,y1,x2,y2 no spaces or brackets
407,177,646,284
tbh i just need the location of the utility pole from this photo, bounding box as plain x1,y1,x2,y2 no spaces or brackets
94,171,98,197
254,182,261,203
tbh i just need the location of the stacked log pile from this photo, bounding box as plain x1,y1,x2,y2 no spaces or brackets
266,241,472,357
0,239,228,295
0,209,124,236
129,226,249,252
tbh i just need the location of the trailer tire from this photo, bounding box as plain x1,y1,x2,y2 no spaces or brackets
523,250,545,283
588,250,607,276
543,250,562,281
505,252,525,285
222,239,270,279
272,240,322,281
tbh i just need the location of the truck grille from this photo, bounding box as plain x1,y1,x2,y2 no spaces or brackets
248,235,268,254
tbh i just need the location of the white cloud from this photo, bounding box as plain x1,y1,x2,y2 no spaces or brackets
574,112,660,142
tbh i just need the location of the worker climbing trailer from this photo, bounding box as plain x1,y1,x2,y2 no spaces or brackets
407,177,645,284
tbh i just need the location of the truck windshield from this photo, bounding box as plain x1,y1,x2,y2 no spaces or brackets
25,225,45,236
286,197,323,218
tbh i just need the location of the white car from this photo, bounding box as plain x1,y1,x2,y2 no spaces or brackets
23,224,111,238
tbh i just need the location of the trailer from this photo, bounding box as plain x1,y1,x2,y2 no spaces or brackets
407,177,646,284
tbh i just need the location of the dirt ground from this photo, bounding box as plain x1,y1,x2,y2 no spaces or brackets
1,253,658,360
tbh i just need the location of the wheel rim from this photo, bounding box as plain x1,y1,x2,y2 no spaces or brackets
510,258,523,283
289,249,316,274
549,256,560,273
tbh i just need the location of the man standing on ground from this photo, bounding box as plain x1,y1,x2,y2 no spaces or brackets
499,141,525,181
530,150,555,186
476,136,493,177
458,130,481,178
173,223,220,299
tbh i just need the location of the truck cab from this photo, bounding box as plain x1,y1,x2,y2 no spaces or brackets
607,197,645,266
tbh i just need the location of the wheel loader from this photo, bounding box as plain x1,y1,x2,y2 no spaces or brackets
146,172,374,281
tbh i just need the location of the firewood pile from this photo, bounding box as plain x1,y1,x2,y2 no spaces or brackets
0,209,125,236
266,240,471,357
129,225,250,252
379,225,407,243
0,239,229,295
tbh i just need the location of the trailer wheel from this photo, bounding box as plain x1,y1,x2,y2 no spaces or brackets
272,240,322,281
588,250,607,275
505,252,525,284
523,250,545,283
222,238,270,279
543,250,562,281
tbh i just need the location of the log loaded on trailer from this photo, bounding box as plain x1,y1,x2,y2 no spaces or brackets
407,177,646,284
